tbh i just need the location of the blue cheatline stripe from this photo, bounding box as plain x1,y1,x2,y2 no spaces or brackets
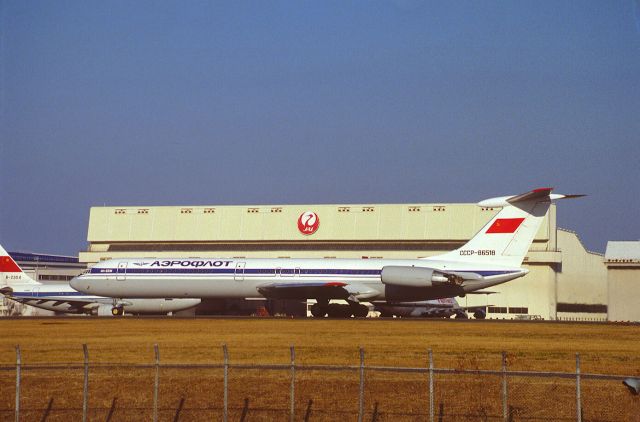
267,282,346,288
91,268,383,276
88,268,518,277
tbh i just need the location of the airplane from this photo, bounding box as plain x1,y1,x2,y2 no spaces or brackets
0,245,201,316
70,188,583,318
373,297,488,319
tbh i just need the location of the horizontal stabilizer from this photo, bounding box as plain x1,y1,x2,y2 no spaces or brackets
467,290,498,295
549,193,586,200
506,187,553,204
478,188,586,208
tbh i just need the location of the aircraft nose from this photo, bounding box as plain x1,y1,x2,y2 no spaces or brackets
70,277,88,292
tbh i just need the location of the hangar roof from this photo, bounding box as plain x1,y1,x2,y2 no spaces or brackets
605,241,640,263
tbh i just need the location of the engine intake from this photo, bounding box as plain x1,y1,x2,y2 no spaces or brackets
381,266,450,288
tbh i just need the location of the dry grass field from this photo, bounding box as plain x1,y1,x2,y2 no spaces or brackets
0,318,638,421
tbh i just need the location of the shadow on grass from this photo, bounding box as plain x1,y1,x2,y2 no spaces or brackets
304,399,313,421
105,397,117,422
39,397,53,422
173,397,185,422
240,398,249,421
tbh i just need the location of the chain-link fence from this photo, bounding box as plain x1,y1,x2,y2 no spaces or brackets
0,345,638,421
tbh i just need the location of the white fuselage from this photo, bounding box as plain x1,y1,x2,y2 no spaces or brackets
71,257,526,301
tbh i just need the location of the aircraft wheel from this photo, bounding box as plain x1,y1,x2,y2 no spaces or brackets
327,303,349,318
310,303,327,318
111,307,124,316
474,310,486,320
342,305,356,318
326,303,341,318
454,311,468,319
353,304,369,318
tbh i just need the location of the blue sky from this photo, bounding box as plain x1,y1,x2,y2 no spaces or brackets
1,1,639,255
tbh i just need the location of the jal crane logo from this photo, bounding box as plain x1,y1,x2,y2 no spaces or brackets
297,211,320,235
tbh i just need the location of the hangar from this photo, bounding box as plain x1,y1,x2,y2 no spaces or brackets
78,200,617,320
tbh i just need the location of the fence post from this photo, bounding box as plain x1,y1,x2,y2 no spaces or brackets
358,347,365,422
153,344,160,422
428,349,434,422
576,353,581,422
83,344,89,422
223,344,229,422
15,345,21,422
290,345,295,422
502,351,508,422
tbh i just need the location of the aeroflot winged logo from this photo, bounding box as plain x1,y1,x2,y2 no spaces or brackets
298,211,320,235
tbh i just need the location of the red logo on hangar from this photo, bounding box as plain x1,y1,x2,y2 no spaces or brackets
297,211,320,235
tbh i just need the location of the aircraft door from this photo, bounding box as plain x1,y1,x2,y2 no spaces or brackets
117,262,127,281
234,262,246,281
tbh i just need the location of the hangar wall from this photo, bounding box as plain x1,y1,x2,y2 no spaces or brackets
555,230,607,320
80,202,556,259
607,269,640,321
605,241,640,322
77,201,624,320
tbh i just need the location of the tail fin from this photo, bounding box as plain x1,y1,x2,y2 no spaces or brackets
429,188,584,267
0,244,39,286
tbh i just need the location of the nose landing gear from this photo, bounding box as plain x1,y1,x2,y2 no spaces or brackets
109,297,126,316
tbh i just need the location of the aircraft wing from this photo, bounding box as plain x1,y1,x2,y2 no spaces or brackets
69,299,133,312
257,281,379,301
2,286,117,314
5,296,105,314
6,294,137,314
59,300,103,313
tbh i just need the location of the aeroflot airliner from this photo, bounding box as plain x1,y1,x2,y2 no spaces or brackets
71,188,582,317
0,246,200,316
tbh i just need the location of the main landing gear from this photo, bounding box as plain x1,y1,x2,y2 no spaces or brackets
310,299,369,318
111,303,124,316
